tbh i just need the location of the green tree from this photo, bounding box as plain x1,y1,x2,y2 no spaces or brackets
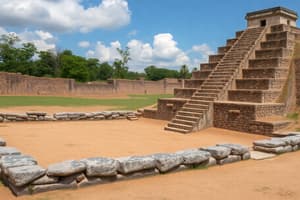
179,64,190,79
113,47,130,78
33,50,58,77
97,62,113,80
144,65,179,81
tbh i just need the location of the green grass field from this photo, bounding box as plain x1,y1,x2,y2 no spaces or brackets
0,94,173,110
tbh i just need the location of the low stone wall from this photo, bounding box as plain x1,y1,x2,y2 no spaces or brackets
0,72,182,96
0,138,250,196
0,111,139,122
253,134,300,154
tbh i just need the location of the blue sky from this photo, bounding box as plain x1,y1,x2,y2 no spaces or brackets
0,0,299,71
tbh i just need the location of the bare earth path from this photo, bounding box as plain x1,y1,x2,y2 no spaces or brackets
0,118,299,200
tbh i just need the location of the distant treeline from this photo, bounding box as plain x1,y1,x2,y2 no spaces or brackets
0,33,195,82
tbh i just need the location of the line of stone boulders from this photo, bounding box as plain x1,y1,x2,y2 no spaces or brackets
0,138,250,196
253,133,300,154
0,111,139,122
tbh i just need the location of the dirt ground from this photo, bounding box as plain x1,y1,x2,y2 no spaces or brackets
0,117,299,200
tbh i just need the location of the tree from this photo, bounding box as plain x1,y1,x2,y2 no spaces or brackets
0,33,37,75
113,47,130,78
97,62,113,80
179,64,190,79
144,65,179,81
33,50,58,77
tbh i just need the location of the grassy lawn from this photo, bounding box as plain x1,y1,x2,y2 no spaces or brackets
0,94,173,110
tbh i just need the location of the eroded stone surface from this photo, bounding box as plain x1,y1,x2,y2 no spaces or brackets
217,155,241,165
7,165,46,187
0,155,37,174
175,149,210,165
117,156,156,174
242,152,251,160
47,160,86,176
0,147,21,158
217,144,249,155
253,139,286,148
81,157,119,177
31,175,59,185
151,153,183,173
200,146,231,159
253,145,293,154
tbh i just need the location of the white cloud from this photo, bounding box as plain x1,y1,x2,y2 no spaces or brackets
128,29,138,37
87,41,121,62
78,41,90,48
0,26,56,51
86,33,194,71
191,43,214,61
0,0,131,33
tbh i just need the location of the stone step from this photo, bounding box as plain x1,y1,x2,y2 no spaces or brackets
217,66,238,70
194,92,218,98
183,103,208,110
227,38,238,46
205,79,228,82
167,122,193,131
261,39,294,49
172,119,197,126
228,89,282,103
236,78,285,90
191,70,212,79
255,48,293,59
196,89,220,94
211,72,234,76
176,115,199,122
209,54,225,63
177,111,203,118
204,81,227,85
218,46,231,54
236,30,244,38
200,62,218,70
242,68,289,79
191,96,216,101
187,99,211,105
271,24,292,33
174,88,197,98
201,85,225,90
248,58,289,68
184,79,205,88
266,31,295,41
181,107,207,114
164,126,190,134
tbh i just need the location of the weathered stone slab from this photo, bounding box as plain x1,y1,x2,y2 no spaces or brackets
53,113,69,120
278,136,300,145
242,152,251,160
7,182,30,196
31,175,59,185
81,157,119,177
31,180,77,194
47,160,86,176
292,145,299,151
217,144,249,155
200,146,231,159
117,156,156,174
250,151,276,160
26,112,47,116
217,155,241,165
117,168,159,180
253,139,286,148
0,147,21,158
175,149,210,165
0,155,37,174
78,176,117,188
253,145,293,154
7,165,46,187
151,153,183,173
0,138,6,146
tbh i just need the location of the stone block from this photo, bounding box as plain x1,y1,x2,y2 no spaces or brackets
0,147,21,158
81,157,119,177
0,138,6,146
31,175,59,185
175,149,210,165
200,146,231,159
217,155,241,165
0,155,37,174
7,165,46,187
151,153,183,173
47,160,86,176
242,152,251,160
253,139,286,148
217,144,249,155
253,145,293,154
117,156,156,174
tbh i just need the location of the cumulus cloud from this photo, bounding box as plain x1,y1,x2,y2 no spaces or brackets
86,33,193,71
0,0,131,33
0,26,56,51
192,43,214,60
78,41,90,48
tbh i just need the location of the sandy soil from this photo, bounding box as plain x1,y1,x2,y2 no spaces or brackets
0,118,299,200
0,118,266,167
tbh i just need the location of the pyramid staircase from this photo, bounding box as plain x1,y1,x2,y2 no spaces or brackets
165,27,267,133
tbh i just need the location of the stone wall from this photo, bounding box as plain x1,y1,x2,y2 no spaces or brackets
0,72,181,96
0,137,250,196
295,59,300,105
